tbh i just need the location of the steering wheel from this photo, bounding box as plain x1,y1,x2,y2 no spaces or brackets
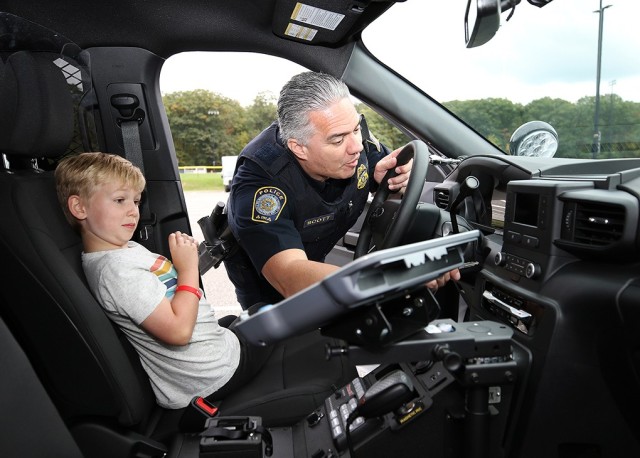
354,140,430,259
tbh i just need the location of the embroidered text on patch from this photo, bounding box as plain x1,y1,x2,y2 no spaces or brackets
357,163,368,190
252,186,287,223
303,213,335,228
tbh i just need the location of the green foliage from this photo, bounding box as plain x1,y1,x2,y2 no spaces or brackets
164,89,640,165
355,104,410,149
444,96,640,158
164,90,277,166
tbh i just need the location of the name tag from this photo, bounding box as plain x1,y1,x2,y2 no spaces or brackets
303,213,335,228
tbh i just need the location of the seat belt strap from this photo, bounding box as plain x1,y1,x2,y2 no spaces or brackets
120,120,156,249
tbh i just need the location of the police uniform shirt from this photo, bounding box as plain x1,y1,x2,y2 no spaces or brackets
229,156,305,275
225,122,388,308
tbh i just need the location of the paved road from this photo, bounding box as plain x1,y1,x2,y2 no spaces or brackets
184,191,242,318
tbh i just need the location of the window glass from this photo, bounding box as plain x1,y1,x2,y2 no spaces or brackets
363,0,640,159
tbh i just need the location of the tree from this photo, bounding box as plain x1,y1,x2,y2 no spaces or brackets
164,89,247,166
163,89,640,164
445,98,524,151
245,92,278,139
523,98,576,157
355,103,409,149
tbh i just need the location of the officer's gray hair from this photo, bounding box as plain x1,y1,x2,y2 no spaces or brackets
277,71,352,146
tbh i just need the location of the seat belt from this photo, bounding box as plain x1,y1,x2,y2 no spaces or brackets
120,119,157,251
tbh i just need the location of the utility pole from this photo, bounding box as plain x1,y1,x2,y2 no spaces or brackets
606,79,616,153
592,0,612,159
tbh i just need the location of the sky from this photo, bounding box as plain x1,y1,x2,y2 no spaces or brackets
159,0,640,107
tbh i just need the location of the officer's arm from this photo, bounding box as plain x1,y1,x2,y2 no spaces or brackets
262,248,339,298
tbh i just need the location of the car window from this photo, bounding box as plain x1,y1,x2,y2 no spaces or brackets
160,52,410,167
363,0,640,160
160,52,306,107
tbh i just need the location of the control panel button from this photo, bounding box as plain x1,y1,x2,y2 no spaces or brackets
505,231,522,243
525,262,541,279
523,235,539,248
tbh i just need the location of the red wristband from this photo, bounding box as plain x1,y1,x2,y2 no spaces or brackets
176,285,203,300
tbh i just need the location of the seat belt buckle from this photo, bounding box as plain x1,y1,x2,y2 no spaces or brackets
199,416,270,457
179,396,219,433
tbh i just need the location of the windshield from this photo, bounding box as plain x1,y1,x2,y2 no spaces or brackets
363,0,640,160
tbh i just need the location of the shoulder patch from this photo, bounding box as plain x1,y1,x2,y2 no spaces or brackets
357,163,369,190
252,186,287,223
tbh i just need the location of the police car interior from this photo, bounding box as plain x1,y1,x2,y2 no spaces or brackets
1,0,639,457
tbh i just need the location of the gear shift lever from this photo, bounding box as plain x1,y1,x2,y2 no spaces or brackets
352,369,414,419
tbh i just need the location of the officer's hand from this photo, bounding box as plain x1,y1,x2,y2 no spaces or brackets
425,269,461,292
373,146,413,193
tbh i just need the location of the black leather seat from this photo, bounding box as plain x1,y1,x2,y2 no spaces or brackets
0,316,85,458
0,50,356,456
0,50,169,456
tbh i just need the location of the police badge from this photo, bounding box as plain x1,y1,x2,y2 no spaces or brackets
252,186,287,223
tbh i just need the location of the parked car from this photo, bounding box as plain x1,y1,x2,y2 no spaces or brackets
1,1,639,457
220,155,238,192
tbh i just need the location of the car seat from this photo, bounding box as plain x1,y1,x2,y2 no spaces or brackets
0,315,85,458
0,50,356,457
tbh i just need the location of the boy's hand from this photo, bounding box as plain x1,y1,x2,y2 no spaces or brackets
142,231,201,346
169,231,199,283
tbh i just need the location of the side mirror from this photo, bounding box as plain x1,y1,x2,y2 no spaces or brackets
509,121,558,157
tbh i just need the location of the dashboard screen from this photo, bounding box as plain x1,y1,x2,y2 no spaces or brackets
513,192,540,227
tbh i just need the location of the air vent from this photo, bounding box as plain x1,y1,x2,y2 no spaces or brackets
434,188,450,209
572,202,624,246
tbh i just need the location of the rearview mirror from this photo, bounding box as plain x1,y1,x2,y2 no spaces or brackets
465,0,522,48
465,0,501,48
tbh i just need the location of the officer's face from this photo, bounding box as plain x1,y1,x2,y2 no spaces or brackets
289,98,363,182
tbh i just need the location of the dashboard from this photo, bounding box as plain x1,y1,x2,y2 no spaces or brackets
231,153,640,457
433,154,640,456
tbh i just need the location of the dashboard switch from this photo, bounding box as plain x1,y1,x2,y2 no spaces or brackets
525,262,541,279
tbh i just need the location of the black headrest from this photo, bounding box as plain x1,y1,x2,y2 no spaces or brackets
0,52,74,158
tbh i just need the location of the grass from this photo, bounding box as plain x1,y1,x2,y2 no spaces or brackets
180,172,224,191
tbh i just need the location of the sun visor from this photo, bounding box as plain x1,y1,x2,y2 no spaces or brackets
272,0,397,46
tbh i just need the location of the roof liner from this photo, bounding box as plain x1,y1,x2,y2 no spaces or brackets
0,0,397,59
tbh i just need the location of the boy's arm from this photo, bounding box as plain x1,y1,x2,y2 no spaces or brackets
141,232,201,346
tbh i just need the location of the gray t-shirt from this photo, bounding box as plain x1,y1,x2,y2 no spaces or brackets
82,241,241,409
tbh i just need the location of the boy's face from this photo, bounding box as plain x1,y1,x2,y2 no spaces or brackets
73,180,142,252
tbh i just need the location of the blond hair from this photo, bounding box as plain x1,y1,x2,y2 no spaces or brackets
55,152,146,230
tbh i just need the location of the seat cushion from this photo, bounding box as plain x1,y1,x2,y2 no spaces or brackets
216,330,357,427
0,318,84,458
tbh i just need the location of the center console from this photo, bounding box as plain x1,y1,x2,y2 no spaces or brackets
288,319,521,458
172,318,524,458
170,231,528,458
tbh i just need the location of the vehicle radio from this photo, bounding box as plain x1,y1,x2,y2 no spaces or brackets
481,282,544,335
493,251,541,279
503,180,589,256
498,179,593,280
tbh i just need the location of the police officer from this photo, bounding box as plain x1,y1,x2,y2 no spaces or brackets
224,71,459,309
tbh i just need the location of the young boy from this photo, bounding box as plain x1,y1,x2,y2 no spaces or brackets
55,152,275,409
